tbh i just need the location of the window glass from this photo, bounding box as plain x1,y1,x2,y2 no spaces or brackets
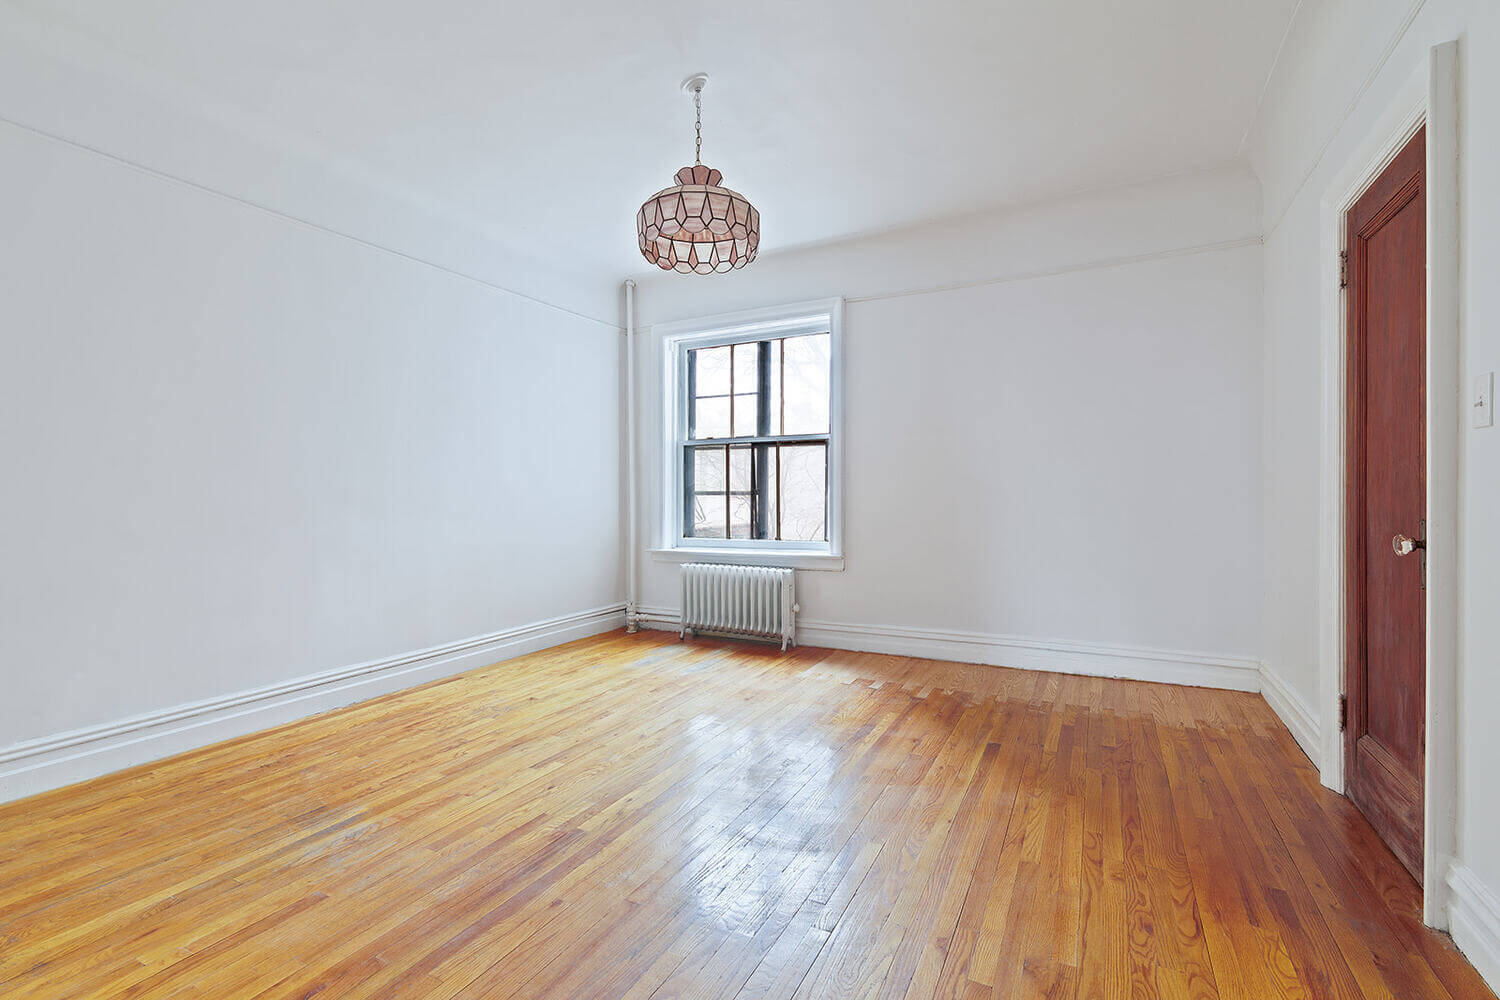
680,326,833,544
731,343,761,437
778,443,827,541
779,334,830,435
690,345,732,439
693,397,730,439
689,446,727,538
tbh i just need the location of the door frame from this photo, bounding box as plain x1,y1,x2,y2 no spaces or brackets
1316,40,1461,928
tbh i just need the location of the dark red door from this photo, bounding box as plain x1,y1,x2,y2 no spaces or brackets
1344,126,1426,881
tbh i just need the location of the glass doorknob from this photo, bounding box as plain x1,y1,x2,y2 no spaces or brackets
1392,533,1424,556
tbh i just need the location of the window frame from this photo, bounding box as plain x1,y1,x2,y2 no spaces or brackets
653,298,844,570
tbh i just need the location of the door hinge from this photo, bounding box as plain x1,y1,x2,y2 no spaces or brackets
1339,250,1349,289
1338,694,1348,732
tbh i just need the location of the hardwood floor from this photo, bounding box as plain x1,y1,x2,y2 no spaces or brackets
0,632,1491,999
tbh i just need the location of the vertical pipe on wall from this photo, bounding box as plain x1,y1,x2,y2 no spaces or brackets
624,279,639,632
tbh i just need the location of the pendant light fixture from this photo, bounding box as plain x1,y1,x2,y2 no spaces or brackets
637,74,760,274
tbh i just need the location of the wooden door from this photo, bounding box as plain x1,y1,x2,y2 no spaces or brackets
1344,126,1426,881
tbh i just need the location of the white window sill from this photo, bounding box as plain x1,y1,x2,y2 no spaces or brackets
649,548,845,571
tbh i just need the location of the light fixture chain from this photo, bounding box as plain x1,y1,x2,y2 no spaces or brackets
694,85,702,165
639,75,758,273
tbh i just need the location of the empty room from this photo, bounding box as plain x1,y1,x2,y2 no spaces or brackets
3,1,1500,997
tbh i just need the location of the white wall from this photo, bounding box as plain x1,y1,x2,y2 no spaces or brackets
631,168,1264,674
0,13,617,327
0,119,622,785
1249,0,1500,981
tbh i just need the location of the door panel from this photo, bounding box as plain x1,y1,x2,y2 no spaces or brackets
1344,126,1425,882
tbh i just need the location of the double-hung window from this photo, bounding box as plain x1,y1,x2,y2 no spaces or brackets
658,300,843,568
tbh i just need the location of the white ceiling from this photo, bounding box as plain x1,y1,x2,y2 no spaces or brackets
3,0,1297,287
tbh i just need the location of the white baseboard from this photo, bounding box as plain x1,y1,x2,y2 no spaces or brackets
0,604,625,804
1449,864,1500,993
635,606,1261,692
1257,663,1322,769
638,609,1339,776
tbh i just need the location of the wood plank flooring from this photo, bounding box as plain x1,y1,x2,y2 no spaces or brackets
0,631,1492,998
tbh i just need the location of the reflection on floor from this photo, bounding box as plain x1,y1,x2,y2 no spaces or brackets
0,630,1490,998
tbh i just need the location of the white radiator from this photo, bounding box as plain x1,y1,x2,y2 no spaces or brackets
680,563,797,650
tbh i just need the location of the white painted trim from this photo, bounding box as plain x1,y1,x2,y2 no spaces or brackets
0,115,619,330
1316,61,1427,800
1258,664,1322,769
639,609,1321,767
648,548,843,571
1262,0,1429,236
654,298,845,562
1448,864,1500,993
651,297,843,344
0,604,625,804
1315,41,1462,928
633,236,1263,317
1235,0,1306,157
1422,39,1462,930
843,236,1263,306
635,606,1261,691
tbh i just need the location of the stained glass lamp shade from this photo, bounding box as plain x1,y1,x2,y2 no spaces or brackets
636,76,760,275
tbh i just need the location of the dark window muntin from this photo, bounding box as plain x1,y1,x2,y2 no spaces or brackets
681,334,829,542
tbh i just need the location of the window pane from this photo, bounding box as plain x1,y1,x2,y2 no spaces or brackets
730,445,754,538
728,343,762,438
694,345,730,396
694,396,730,439
681,329,833,546
687,444,725,536
728,496,753,539
732,342,758,393
731,344,758,437
781,333,830,435
732,394,760,437
729,445,752,492
693,445,726,493
691,497,725,538
778,443,827,541
689,344,732,439
761,443,778,540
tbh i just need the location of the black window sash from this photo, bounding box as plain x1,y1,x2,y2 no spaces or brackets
681,336,828,541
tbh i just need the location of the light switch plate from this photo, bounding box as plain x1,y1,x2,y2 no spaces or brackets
1476,372,1495,428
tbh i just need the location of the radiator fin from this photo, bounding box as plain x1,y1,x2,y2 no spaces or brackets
680,564,796,651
